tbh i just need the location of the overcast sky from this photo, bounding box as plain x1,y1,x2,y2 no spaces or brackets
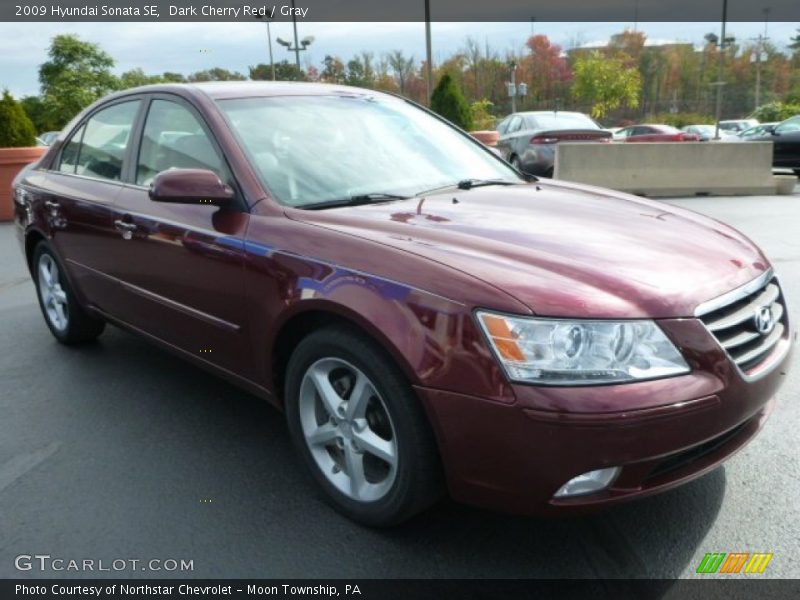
1,21,798,97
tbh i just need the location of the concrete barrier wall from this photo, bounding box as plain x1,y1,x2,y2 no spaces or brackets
554,142,775,197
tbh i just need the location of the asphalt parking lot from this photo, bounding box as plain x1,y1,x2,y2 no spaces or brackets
1,192,798,580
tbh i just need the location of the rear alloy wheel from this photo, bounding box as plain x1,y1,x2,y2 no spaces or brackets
37,253,69,333
286,326,442,526
33,242,105,344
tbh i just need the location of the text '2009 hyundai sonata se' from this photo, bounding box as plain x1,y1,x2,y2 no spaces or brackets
14,82,794,526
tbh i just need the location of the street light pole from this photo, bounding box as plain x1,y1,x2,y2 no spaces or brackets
276,3,313,77
266,20,276,80
713,0,728,140
291,0,301,70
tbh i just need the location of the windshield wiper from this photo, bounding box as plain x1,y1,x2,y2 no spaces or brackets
415,179,522,196
456,178,519,190
300,193,411,210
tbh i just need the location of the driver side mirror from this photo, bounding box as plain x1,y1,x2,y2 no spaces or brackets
149,169,235,206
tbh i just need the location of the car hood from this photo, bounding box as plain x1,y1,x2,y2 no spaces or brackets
286,180,770,318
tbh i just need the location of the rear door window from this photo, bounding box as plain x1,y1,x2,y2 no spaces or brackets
58,125,85,174
72,101,140,181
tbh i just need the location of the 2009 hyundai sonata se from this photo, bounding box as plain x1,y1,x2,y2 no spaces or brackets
13,82,794,526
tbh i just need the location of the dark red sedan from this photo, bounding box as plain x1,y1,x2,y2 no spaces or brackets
13,83,793,526
615,124,701,142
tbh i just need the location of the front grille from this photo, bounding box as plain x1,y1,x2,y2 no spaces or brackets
697,273,788,372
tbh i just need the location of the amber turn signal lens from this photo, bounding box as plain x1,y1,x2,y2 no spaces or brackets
479,314,526,362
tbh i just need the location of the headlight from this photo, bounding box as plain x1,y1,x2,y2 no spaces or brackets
476,312,690,385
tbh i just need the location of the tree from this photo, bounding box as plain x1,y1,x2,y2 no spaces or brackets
187,68,246,82
38,34,118,128
161,72,186,83
431,73,473,130
0,91,37,148
789,28,800,52
250,61,306,81
522,35,572,104
345,53,376,88
118,68,164,89
387,50,415,95
321,55,346,84
572,51,641,119
608,29,646,65
20,95,58,133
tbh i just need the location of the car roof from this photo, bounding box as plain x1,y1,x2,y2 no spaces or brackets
102,81,392,101
515,111,587,117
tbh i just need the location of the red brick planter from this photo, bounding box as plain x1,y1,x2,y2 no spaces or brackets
470,130,499,147
0,146,46,221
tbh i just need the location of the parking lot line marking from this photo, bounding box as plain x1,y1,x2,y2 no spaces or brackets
0,442,61,494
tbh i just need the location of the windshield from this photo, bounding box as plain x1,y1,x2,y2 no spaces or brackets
528,114,599,130
217,95,521,208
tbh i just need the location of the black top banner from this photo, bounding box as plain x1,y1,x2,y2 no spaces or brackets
2,0,800,22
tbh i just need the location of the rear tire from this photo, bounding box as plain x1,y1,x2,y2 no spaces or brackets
32,241,105,344
285,325,443,527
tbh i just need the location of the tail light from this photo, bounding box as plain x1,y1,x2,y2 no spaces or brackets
530,136,558,144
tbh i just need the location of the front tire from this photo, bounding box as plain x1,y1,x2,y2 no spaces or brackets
32,242,105,344
285,326,442,526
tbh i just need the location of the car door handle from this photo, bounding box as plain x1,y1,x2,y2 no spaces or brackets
114,219,137,231
44,200,59,210
114,219,137,240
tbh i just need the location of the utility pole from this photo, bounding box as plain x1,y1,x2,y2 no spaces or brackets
509,62,517,114
754,35,765,110
713,0,728,140
753,8,770,111
254,14,276,80
425,0,433,104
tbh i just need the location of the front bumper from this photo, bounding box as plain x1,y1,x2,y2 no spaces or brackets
416,318,793,515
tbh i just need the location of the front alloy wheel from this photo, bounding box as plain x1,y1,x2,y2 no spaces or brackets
299,358,398,503
286,326,442,526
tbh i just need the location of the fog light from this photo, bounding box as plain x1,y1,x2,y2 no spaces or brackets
554,467,620,498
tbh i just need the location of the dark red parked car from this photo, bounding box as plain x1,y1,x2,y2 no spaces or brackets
13,83,793,526
615,124,701,142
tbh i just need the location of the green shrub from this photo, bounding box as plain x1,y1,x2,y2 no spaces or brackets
648,112,715,128
431,73,473,130
470,99,496,130
0,90,37,148
751,102,800,123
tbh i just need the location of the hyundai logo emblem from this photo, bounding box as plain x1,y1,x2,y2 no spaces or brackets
753,306,775,335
